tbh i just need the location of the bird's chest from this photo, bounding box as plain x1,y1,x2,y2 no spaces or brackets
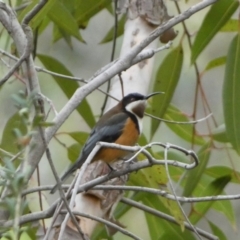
94,118,139,163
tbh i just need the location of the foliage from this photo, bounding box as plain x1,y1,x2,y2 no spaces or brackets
0,0,240,239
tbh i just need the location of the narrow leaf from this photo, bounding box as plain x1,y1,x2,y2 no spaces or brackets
74,0,111,28
190,176,231,224
204,56,226,71
30,0,58,30
67,132,89,162
221,19,238,32
18,0,57,30
208,221,227,240
37,54,96,128
191,0,238,62
18,0,38,22
67,143,81,162
68,132,89,144
53,24,73,48
223,34,240,155
160,231,195,240
0,112,27,156
164,105,206,145
212,196,236,228
143,195,194,239
183,141,212,197
100,15,126,43
151,45,183,137
212,124,229,142
205,166,240,184
48,1,83,41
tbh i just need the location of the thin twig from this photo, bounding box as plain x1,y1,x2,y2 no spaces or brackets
0,26,32,85
121,198,218,240
22,184,240,203
101,0,119,116
164,144,203,240
58,145,101,240
145,112,213,125
21,0,48,25
70,210,142,240
38,93,58,118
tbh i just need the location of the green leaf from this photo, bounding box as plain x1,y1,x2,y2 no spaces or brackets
100,15,126,43
18,0,58,30
212,196,236,228
67,143,81,162
183,141,212,197
151,45,183,137
74,0,111,28
62,0,82,13
37,54,96,128
208,221,227,240
67,132,90,162
143,195,172,239
0,112,27,156
223,34,240,155
53,24,73,48
143,195,194,239
205,166,240,184
38,16,51,35
190,175,231,224
160,231,195,240
204,56,226,71
191,0,238,62
129,165,167,189
212,124,229,142
48,1,83,41
221,19,238,32
164,105,206,145
129,160,186,230
68,132,89,145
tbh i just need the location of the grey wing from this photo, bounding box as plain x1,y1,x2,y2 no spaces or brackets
77,112,128,165
50,112,128,194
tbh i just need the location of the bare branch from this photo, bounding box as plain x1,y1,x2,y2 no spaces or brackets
145,112,213,125
24,0,217,184
70,210,142,240
121,198,218,240
2,194,217,240
44,144,85,238
58,145,101,239
21,184,240,203
164,144,203,240
21,0,48,25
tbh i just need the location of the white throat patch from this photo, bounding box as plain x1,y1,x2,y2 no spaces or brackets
125,100,146,134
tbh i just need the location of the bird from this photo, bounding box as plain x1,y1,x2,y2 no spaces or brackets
50,92,161,193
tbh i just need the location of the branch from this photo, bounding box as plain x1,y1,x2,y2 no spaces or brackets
21,184,240,204
121,198,218,240
21,0,48,25
25,0,217,183
145,112,213,125
58,145,102,239
0,0,44,222
2,195,217,240
163,144,202,240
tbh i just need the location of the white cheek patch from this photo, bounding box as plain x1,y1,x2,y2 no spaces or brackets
126,100,145,134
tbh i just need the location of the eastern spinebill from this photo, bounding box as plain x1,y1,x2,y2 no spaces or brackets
51,92,161,193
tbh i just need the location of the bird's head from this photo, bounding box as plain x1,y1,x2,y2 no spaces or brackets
121,92,162,118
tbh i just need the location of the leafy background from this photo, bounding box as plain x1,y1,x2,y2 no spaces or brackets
0,0,240,239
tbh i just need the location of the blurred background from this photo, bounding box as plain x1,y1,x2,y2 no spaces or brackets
0,0,239,239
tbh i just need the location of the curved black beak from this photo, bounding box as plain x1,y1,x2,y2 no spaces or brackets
145,92,164,99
